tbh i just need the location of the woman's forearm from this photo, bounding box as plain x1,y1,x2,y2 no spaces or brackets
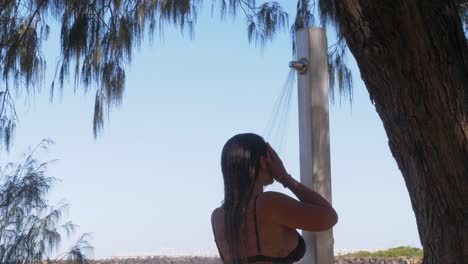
282,175,333,208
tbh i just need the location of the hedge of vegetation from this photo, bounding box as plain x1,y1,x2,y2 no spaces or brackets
339,246,423,258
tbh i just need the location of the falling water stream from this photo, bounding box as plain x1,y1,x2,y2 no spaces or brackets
263,68,296,153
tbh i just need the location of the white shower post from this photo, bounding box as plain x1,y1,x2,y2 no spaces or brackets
290,27,334,264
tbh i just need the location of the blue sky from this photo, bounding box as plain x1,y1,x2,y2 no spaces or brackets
2,2,420,259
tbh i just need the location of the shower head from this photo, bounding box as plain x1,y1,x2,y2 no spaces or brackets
288,58,308,74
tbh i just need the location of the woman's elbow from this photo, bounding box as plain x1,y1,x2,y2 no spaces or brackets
329,208,338,228
318,208,338,231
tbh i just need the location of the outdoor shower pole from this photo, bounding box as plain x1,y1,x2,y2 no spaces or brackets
290,27,334,264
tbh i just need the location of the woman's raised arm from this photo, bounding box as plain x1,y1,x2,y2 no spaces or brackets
263,144,338,231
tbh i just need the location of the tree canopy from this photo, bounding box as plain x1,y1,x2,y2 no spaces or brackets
0,1,467,148
0,0,468,140
1,0,465,149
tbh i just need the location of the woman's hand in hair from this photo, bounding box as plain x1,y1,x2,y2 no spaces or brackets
266,143,290,185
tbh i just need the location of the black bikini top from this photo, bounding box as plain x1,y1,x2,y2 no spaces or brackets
212,195,306,263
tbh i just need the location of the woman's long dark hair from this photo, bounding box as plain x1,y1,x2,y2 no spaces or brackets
221,133,268,264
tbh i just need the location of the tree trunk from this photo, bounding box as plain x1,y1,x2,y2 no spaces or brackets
333,1,468,263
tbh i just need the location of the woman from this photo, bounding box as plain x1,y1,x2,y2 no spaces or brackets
211,133,338,264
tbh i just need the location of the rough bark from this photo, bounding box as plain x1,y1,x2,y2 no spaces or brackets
333,1,468,263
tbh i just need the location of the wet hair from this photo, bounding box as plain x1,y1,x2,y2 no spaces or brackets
220,133,268,264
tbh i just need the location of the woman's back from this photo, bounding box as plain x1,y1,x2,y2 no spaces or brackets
211,193,305,264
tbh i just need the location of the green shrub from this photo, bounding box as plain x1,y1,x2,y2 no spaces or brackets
341,246,423,258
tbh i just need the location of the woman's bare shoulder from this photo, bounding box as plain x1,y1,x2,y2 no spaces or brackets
258,191,295,204
211,206,224,222
256,191,297,214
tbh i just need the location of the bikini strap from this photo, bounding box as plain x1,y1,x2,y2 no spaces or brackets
253,194,261,253
211,210,224,260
